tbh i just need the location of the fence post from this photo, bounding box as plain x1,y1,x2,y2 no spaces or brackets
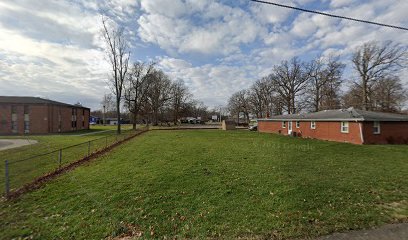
5,160,9,197
58,149,62,168
88,141,91,157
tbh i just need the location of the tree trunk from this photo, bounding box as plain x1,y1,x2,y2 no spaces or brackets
314,84,320,112
362,76,368,110
116,100,121,134
132,112,137,130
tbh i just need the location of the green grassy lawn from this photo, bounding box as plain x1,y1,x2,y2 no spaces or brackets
1,130,407,239
0,124,136,192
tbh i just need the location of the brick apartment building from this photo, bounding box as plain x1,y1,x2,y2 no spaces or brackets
258,108,408,144
0,96,90,135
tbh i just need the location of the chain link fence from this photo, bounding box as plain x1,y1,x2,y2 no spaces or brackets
2,128,148,197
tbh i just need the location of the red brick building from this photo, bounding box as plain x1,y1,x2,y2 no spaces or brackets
258,108,408,144
0,96,90,135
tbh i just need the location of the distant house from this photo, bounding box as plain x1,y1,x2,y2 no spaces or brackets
104,118,130,125
89,116,100,124
258,108,408,144
0,96,90,135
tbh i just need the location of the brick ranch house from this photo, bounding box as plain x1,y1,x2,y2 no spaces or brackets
258,108,408,144
0,96,90,135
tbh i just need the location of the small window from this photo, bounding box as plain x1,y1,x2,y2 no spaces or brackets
24,105,29,114
11,121,17,133
24,121,30,133
373,121,380,134
282,121,286,128
310,121,316,129
296,121,300,128
11,105,17,114
341,121,349,133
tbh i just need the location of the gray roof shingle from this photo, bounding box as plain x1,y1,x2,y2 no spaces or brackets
0,96,89,109
258,108,408,122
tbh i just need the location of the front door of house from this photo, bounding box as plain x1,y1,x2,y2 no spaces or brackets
288,121,292,135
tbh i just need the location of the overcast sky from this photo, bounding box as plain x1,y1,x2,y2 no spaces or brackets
0,0,407,110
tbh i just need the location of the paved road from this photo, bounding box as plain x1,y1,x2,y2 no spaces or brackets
0,139,38,151
316,223,408,240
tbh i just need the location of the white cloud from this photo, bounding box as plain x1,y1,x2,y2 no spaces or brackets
330,0,356,8
157,57,258,106
140,0,186,18
0,0,407,110
0,0,120,109
137,0,263,56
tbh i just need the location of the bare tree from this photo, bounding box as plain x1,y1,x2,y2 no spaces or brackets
342,84,362,109
124,62,154,129
228,90,251,124
306,56,345,111
101,93,114,125
372,77,407,112
147,69,172,125
102,17,130,134
271,57,309,114
249,77,276,118
352,41,407,110
170,79,192,125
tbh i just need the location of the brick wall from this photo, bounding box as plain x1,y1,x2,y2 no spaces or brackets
363,121,408,144
258,120,363,144
29,105,49,134
0,105,11,134
0,103,90,135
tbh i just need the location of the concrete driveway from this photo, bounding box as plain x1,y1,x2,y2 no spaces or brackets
0,139,38,151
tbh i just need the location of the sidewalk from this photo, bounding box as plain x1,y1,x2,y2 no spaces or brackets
317,223,408,240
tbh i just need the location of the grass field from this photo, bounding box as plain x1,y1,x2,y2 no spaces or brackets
0,124,135,192
1,130,407,239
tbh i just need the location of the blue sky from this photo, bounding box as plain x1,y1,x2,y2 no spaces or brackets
0,0,407,110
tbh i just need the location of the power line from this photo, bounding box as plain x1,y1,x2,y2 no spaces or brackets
250,0,408,31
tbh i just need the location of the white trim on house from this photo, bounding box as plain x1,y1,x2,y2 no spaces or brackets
310,121,316,129
373,121,381,134
341,121,349,133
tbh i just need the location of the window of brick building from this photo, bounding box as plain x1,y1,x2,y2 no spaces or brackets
71,108,77,129
0,118,6,131
24,105,29,133
341,121,349,133
58,110,62,132
296,121,300,128
310,121,316,129
282,121,286,128
11,106,17,133
373,121,381,134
